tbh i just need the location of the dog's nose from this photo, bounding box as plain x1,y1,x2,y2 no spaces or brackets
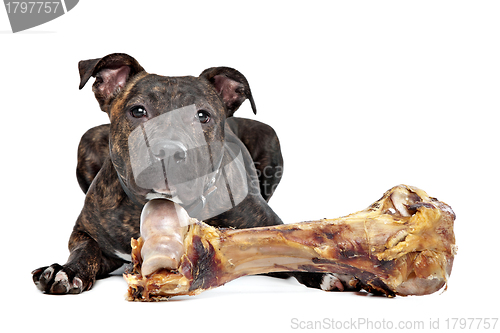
151,140,187,163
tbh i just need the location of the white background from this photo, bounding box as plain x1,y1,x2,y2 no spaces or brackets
2,1,499,332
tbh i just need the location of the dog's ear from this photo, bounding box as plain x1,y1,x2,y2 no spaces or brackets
78,53,145,114
199,67,256,118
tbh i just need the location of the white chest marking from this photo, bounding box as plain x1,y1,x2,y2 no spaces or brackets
114,250,132,262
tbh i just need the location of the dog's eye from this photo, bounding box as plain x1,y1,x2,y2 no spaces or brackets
196,110,211,124
131,106,147,118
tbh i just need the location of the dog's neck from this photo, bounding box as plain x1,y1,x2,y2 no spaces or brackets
182,167,220,218
186,142,249,220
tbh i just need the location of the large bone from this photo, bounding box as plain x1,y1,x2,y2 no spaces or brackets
124,185,456,301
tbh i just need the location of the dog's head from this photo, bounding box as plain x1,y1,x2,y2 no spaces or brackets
79,53,256,207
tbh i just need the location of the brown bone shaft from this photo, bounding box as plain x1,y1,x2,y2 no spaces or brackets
183,219,394,294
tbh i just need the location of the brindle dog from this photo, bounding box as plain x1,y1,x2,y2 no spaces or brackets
32,53,336,294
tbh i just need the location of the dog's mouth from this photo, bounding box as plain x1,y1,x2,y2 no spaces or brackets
146,189,183,204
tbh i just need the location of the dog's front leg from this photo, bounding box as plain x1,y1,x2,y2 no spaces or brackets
32,229,121,294
32,230,100,294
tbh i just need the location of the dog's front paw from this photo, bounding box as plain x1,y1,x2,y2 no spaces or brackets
32,264,85,294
